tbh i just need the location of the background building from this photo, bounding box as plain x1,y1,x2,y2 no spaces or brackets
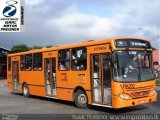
0,46,10,79
152,49,159,70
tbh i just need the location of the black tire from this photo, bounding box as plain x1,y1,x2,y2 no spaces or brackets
74,90,88,109
22,83,30,98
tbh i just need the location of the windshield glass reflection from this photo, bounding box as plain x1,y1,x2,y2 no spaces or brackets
113,51,153,82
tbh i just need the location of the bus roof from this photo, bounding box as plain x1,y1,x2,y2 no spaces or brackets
8,37,150,57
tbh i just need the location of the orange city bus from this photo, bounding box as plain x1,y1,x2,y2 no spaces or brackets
7,37,157,109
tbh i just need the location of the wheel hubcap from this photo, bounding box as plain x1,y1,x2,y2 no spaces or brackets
23,86,28,95
78,94,87,105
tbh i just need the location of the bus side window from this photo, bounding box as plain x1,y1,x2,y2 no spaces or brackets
25,54,32,71
58,49,70,70
8,57,11,71
20,55,25,71
33,53,42,71
72,47,87,70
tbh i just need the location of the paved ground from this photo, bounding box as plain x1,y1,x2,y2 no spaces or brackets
0,79,160,119
0,79,6,87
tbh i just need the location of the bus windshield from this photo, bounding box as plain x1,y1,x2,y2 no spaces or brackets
113,50,154,82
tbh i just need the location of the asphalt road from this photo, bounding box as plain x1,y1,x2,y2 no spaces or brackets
0,80,160,119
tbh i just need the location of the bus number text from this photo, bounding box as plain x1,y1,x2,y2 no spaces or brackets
122,83,135,89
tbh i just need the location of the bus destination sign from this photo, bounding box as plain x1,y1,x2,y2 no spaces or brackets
116,39,151,48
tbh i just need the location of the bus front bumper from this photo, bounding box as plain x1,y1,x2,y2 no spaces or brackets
112,93,157,109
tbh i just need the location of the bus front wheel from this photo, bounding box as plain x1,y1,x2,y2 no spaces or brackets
22,83,30,98
74,90,88,109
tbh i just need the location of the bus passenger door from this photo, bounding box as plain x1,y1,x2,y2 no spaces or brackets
91,53,112,105
44,58,57,97
91,55,102,103
102,54,112,105
12,61,20,91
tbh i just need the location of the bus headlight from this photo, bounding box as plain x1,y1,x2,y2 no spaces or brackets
118,93,132,100
148,90,156,96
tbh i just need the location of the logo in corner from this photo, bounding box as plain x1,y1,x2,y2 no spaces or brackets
3,0,18,17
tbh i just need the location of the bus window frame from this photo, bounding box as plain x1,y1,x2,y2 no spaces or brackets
71,47,87,71
112,50,154,83
20,55,25,71
33,53,43,71
58,49,70,71
25,54,33,71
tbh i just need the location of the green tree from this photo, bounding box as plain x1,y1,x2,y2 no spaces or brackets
30,46,43,50
46,45,53,48
11,44,29,53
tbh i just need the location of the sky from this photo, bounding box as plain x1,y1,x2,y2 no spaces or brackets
0,0,160,49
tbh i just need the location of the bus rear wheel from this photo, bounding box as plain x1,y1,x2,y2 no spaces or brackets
23,83,30,98
74,90,88,109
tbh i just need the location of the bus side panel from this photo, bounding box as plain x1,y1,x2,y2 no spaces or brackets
56,88,92,104
23,71,44,85
23,71,45,96
56,71,91,101
19,71,25,92
29,85,45,96
57,88,73,101
56,71,91,91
